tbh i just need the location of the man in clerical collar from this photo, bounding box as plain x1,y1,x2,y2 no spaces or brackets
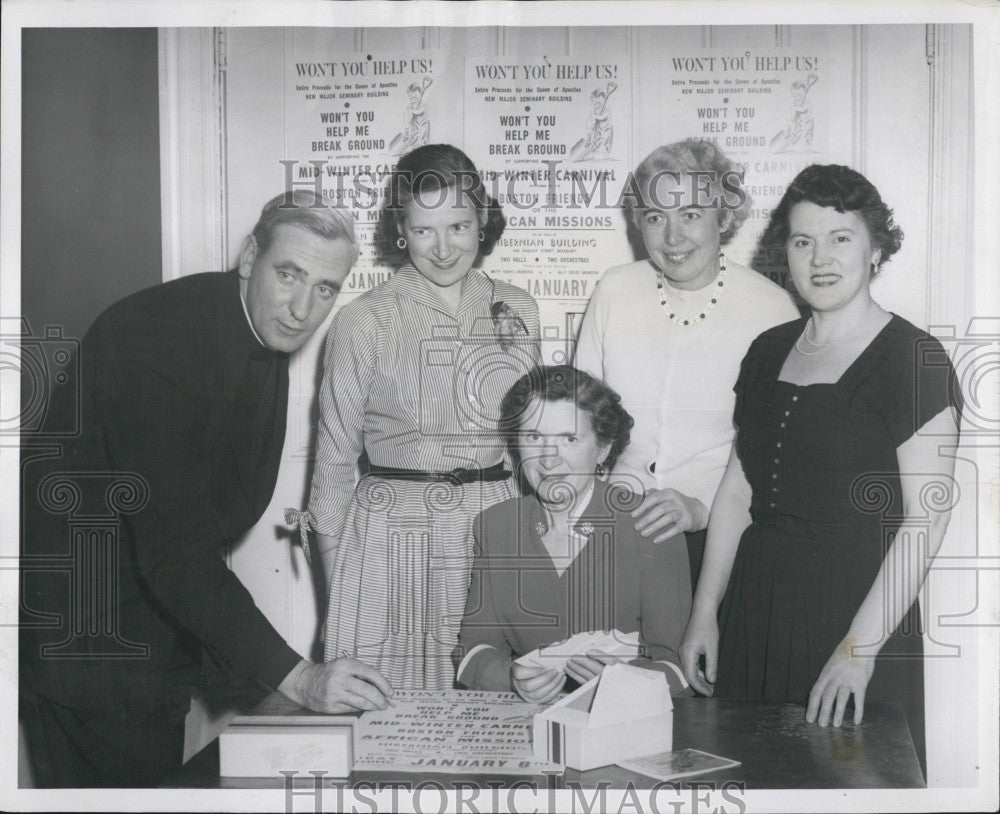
20,190,394,788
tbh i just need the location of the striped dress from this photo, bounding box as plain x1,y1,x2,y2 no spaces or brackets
308,265,539,689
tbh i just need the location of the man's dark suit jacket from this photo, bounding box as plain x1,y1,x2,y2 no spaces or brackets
21,270,302,721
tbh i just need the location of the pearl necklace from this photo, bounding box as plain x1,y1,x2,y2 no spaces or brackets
655,252,727,326
794,306,881,356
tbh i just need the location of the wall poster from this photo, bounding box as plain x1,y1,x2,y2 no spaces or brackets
464,56,633,362
284,47,438,295
659,38,854,281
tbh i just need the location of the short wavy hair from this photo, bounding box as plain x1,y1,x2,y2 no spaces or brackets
500,365,634,473
760,164,903,275
251,189,359,263
626,138,751,245
376,144,505,266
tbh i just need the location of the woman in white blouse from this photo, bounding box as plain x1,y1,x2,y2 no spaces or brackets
575,139,799,588
306,145,540,690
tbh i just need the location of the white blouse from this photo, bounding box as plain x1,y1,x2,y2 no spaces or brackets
574,257,800,513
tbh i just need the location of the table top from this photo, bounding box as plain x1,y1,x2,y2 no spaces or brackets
168,697,924,790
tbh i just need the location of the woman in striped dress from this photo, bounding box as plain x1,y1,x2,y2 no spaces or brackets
307,144,540,690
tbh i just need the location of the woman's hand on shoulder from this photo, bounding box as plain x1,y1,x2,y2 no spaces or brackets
632,488,708,542
806,637,876,727
511,662,566,704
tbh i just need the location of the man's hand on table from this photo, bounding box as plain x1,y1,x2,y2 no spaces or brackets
277,657,395,713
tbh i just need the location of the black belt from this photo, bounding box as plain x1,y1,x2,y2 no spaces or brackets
366,461,512,487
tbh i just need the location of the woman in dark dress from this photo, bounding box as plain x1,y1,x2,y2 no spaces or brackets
679,165,962,776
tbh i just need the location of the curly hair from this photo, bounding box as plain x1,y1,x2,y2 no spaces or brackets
375,144,505,266
760,164,903,275
500,365,634,472
626,138,751,246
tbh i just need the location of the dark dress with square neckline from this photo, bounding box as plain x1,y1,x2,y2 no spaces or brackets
715,314,962,779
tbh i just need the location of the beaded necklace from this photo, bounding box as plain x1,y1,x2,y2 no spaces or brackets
793,305,882,356
655,252,727,326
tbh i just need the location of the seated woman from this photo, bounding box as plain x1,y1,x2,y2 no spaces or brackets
455,365,692,703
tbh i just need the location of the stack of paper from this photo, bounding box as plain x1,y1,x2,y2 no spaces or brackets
515,629,640,673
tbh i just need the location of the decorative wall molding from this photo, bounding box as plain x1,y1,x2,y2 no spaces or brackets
926,23,974,330
851,26,868,173
158,28,228,281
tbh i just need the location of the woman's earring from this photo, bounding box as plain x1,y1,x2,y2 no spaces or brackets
596,461,606,477
479,230,486,242
396,236,407,250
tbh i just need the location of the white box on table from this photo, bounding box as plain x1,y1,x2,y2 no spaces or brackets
532,663,673,772
218,693,355,778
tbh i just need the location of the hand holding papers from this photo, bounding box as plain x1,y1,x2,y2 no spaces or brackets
564,651,626,687
511,661,567,704
515,629,641,675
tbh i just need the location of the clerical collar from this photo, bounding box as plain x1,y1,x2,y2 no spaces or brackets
239,284,268,349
